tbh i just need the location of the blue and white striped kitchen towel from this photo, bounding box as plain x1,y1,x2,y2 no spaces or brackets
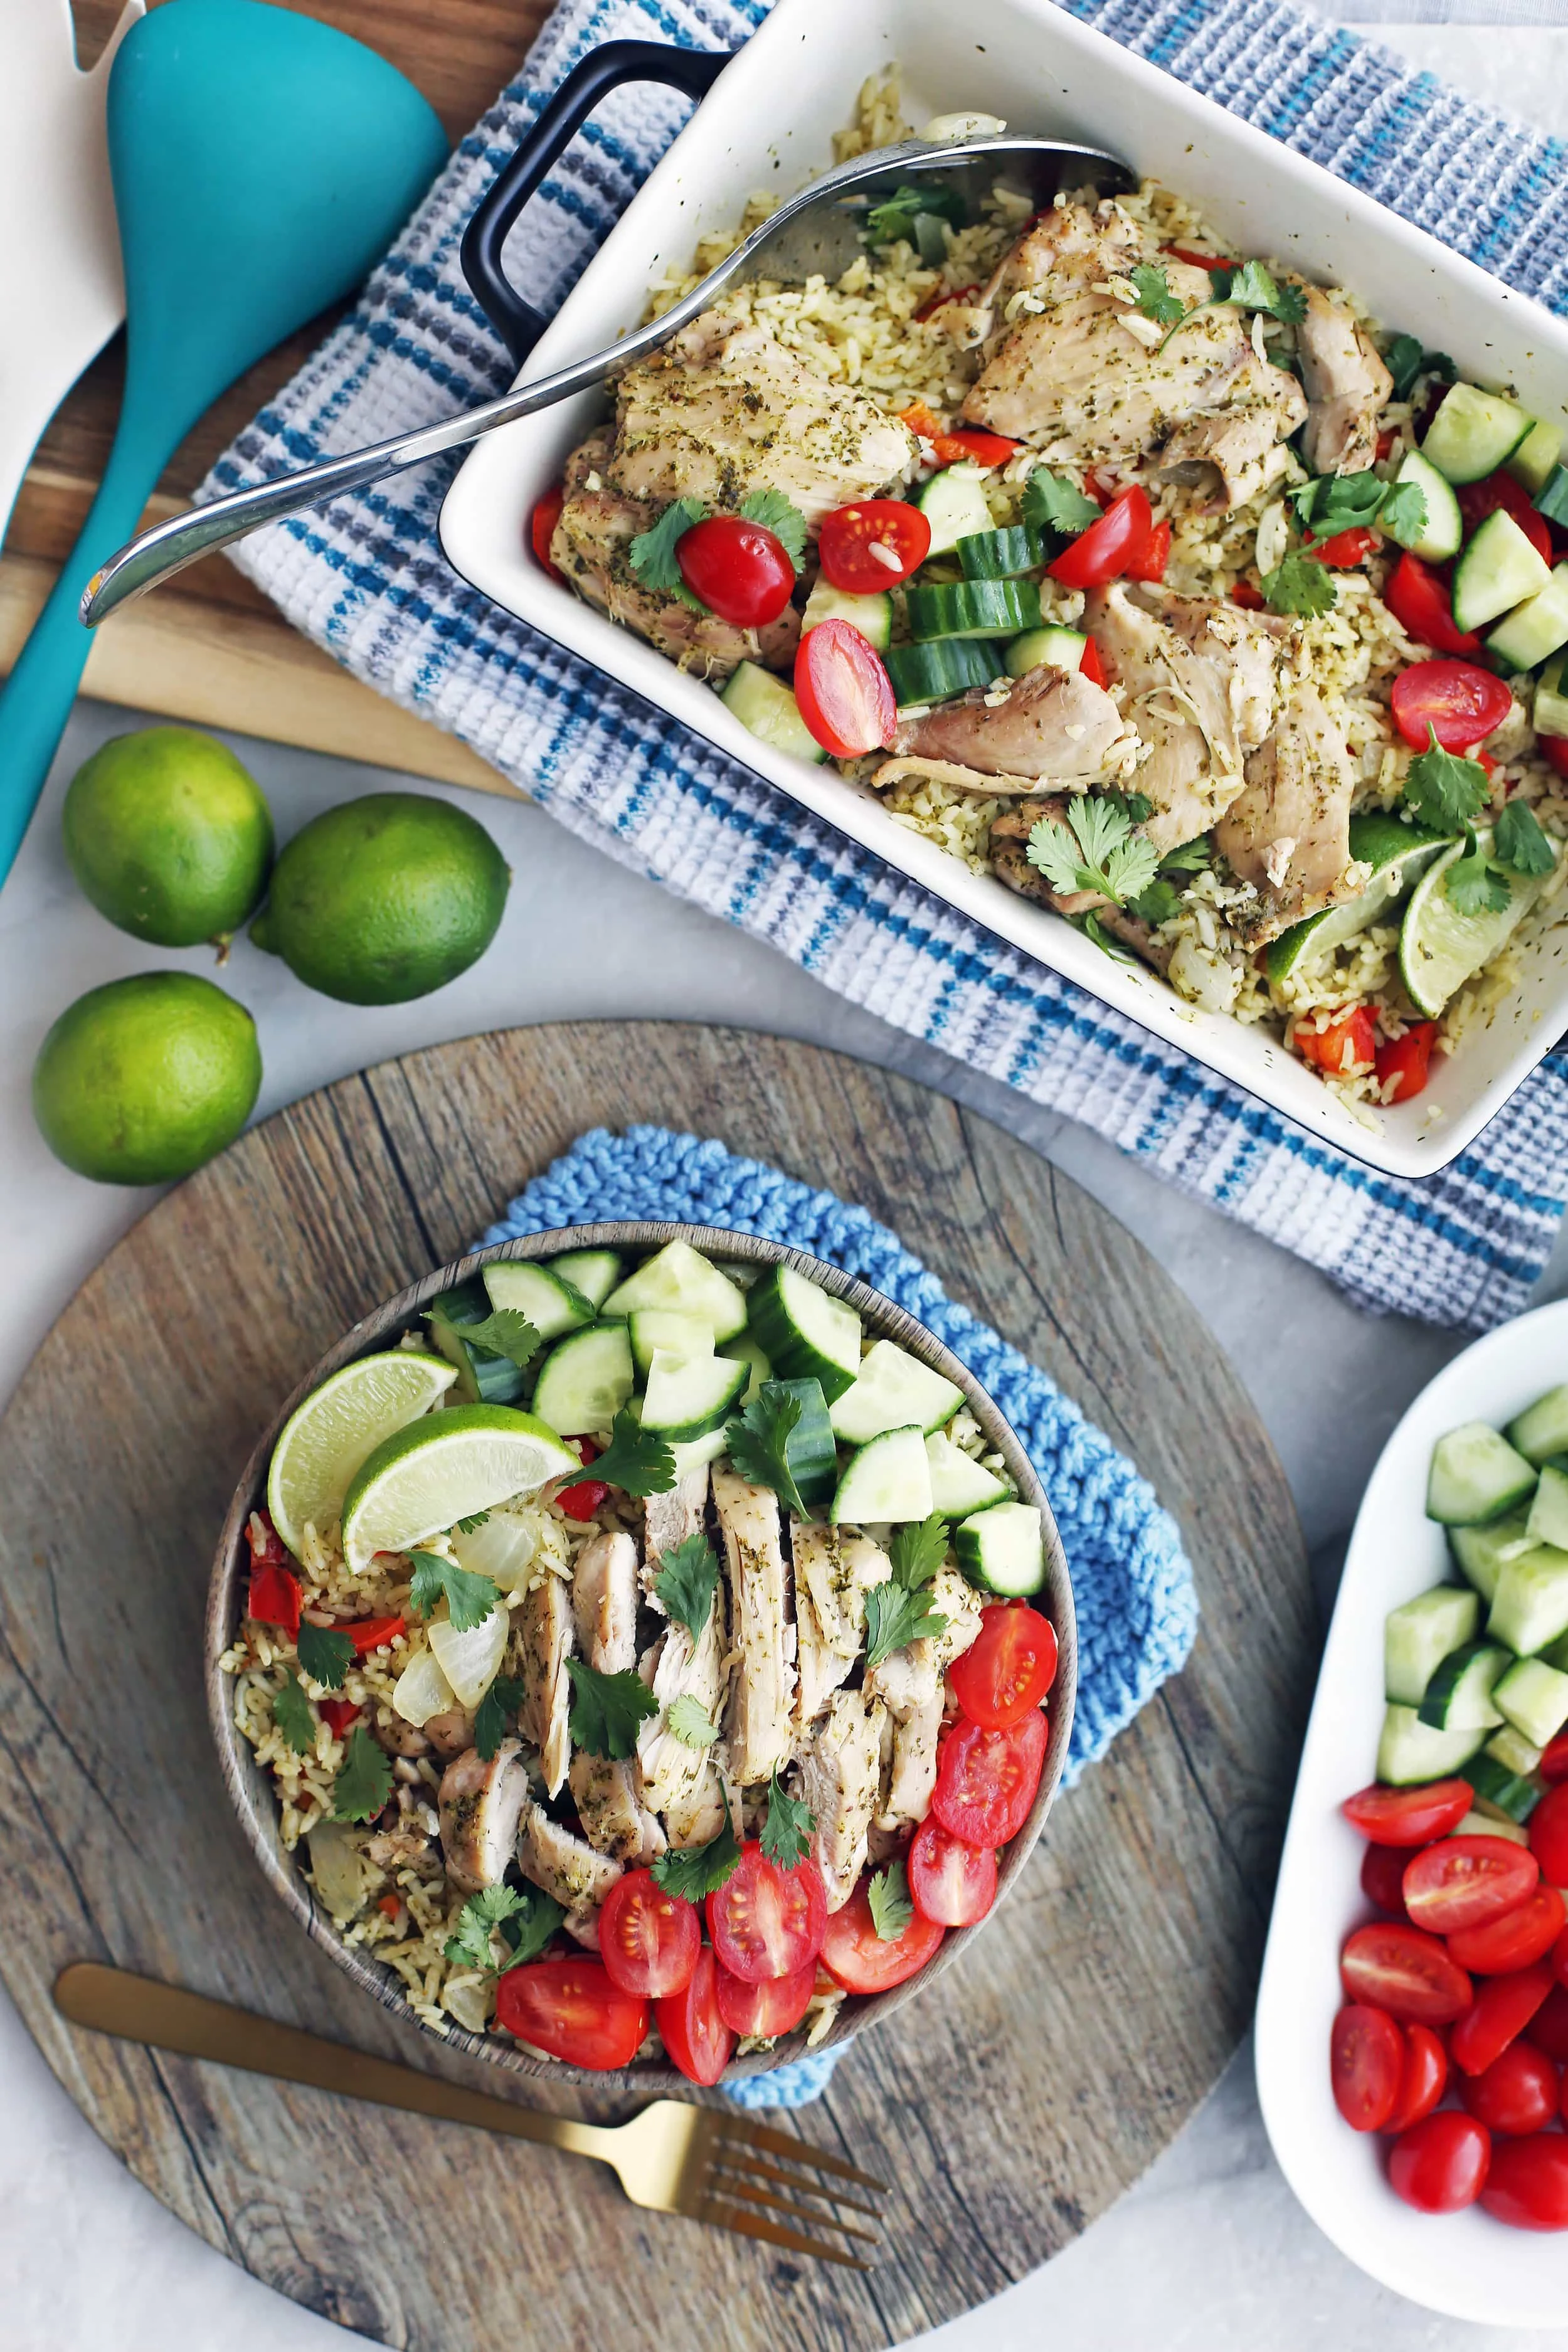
206,0,1568,1334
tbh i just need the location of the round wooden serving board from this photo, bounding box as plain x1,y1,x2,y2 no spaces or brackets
0,1022,1311,2351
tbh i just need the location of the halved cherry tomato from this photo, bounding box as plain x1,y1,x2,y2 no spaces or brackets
1404,1836,1539,1934
676,516,795,628
1079,637,1109,687
818,499,932,593
1375,1022,1439,1105
1481,2132,1568,2230
1330,2002,1405,2131
1383,550,1483,657
948,1602,1057,1730
793,618,897,758
931,1709,1047,1848
1541,1730,1568,1784
1294,1005,1377,1077
1460,2038,1559,2135
1448,1886,1565,1974
317,1698,359,1735
1047,487,1153,590
493,1957,649,2070
1126,518,1172,582
1528,1781,1568,1883
656,1944,734,2086
530,484,565,580
712,1956,817,2037
1310,526,1379,569
1343,1779,1474,1845
1362,1842,1413,1919
1340,1922,1474,2025
1391,658,1513,754
342,1614,405,1656
1384,2020,1448,2134
1527,1983,1568,2062
821,1877,946,1993
1541,736,1568,781
908,1818,998,1927
1230,581,1266,610
248,1560,302,1637
1450,1963,1552,2075
1457,469,1555,564
706,1842,827,1984
555,1476,610,1519
598,1868,699,1998
1389,2111,1491,2213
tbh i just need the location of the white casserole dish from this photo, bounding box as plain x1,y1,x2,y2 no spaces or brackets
438,0,1568,1179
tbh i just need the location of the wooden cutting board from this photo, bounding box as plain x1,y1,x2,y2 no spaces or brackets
0,1022,1312,2350
0,0,554,794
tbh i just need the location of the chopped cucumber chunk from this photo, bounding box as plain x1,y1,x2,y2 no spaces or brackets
1421,382,1534,485
482,1259,595,1343
916,463,993,556
926,1429,1010,1518
1449,1514,1535,1604
1466,1747,1544,1824
1490,1723,1546,1776
801,577,893,649
720,662,827,765
1494,1656,1568,1749
886,637,1007,705
1376,1703,1486,1786
746,1264,862,1404
640,1349,750,1443
954,1498,1047,1597
1417,1640,1508,1732
530,1322,635,1439
1509,1384,1568,1466
1488,1542,1568,1655
1451,507,1552,633
1525,1458,1568,1552
1534,661,1568,744
548,1249,623,1308
1427,1421,1538,1525
1380,451,1462,563
906,578,1042,642
1538,466,1568,531
1449,1806,1531,1846
1486,561,1568,670
1003,625,1087,679
757,1374,839,1510
601,1241,750,1343
628,1310,714,1377
1384,1584,1481,1705
427,1276,527,1405
1510,419,1564,495
956,526,1047,580
829,1340,964,1447
722,1332,772,1407
830,1424,935,1524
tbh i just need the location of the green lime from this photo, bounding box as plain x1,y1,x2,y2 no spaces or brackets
1399,830,1555,1019
61,728,273,949
267,1349,458,1555
250,793,509,1004
340,1403,578,1572
32,972,262,1185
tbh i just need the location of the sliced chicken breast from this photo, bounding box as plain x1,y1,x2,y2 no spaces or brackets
663,1761,730,1850
796,1688,888,1910
712,1466,796,1787
437,1739,531,1896
988,793,1180,973
1216,677,1365,942
573,1530,640,1674
875,662,1138,792
792,1521,891,1728
1295,285,1393,477
569,1751,667,1863
930,1567,986,1673
637,1599,728,1826
515,1568,573,1798
642,1464,712,1602
879,1693,945,1830
516,1801,623,1944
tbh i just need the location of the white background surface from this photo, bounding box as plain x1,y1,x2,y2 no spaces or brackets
7,12,1568,2345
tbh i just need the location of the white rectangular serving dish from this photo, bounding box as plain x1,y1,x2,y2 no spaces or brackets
1256,1297,1568,2328
438,0,1568,1179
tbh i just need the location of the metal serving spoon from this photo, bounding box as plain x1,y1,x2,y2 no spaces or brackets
80,130,1130,627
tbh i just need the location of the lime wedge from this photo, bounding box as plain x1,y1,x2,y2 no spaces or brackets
1266,815,1451,985
1399,831,1555,1019
267,1350,457,1555
340,1404,579,1574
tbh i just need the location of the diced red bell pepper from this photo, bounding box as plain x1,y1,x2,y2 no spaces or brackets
1375,1021,1439,1103
1540,736,1568,781
342,1614,405,1656
1162,244,1228,272
245,1510,289,1571
1231,581,1266,610
1384,551,1483,657
376,1893,403,1920
318,1698,361,1735
530,484,565,581
1079,637,1109,688
913,280,980,323
1294,1005,1378,1076
1127,518,1172,581
897,404,1019,469
1311,526,1379,569
248,1562,302,1637
556,1478,610,1520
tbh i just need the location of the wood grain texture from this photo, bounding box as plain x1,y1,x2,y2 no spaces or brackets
0,1023,1313,2348
0,0,556,785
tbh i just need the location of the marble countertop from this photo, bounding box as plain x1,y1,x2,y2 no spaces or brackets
8,16,1568,2343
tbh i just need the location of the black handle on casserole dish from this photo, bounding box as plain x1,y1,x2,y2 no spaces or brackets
460,40,733,366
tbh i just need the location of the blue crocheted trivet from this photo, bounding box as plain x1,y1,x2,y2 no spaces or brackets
478,1125,1198,2103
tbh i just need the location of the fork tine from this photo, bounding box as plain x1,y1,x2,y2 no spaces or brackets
712,2120,887,2191
710,2151,883,2218
712,2175,881,2246
694,2196,876,2270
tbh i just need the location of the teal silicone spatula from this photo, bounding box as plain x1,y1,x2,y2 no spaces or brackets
0,0,447,885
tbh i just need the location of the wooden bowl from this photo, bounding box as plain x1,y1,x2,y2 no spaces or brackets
206,1222,1076,2086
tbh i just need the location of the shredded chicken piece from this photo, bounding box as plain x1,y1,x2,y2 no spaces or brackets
437,1739,531,1895
516,1801,623,1944
792,1521,890,1728
795,1688,887,1910
1216,677,1365,942
879,1694,945,1830
515,1569,573,1798
569,1751,667,1863
1294,284,1394,477
637,1596,728,1830
879,662,1137,789
642,1465,712,1602
713,1467,797,1785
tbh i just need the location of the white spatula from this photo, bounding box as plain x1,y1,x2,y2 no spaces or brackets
0,0,143,544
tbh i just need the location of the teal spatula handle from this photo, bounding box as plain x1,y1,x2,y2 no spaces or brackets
0,418,172,884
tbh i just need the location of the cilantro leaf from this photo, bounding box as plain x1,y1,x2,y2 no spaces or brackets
297,1619,354,1691
1129,878,1184,926
1377,479,1428,548
454,1510,491,1535
1261,551,1337,618
408,1550,501,1634
1025,795,1161,906
498,1886,568,1971
423,1305,540,1372
1403,726,1490,833
566,1656,658,1759
740,488,808,571
1021,469,1101,537
653,1532,720,1640
445,1882,564,1974
864,1580,948,1671
1445,832,1511,915
864,183,965,247
1495,798,1556,876
1292,469,1386,543
1078,911,1138,963
667,1693,721,1748
1160,837,1212,874
1224,257,1305,323
1385,334,1455,401
473,1675,526,1762
628,497,708,610
1106,789,1155,825
1129,262,1184,328
724,1381,810,1519
651,1820,743,1900
332,1724,393,1823
760,1772,814,1868
591,1407,677,1497
273,1672,316,1756
889,1513,948,1589
867,1858,915,1942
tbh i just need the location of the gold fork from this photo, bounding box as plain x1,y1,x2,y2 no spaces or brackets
54,1963,884,2267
